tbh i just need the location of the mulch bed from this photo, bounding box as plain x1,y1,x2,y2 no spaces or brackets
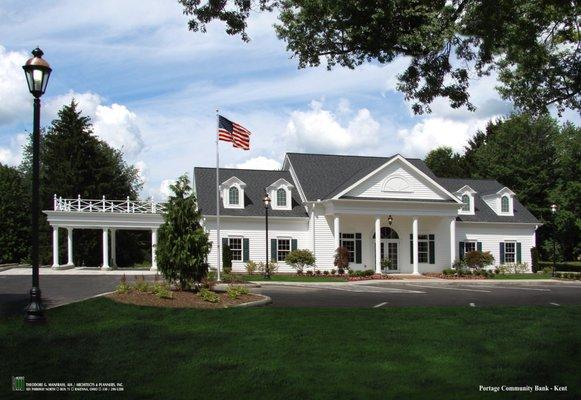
423,272,488,280
107,290,263,309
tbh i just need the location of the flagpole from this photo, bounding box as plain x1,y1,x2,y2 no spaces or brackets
215,109,221,282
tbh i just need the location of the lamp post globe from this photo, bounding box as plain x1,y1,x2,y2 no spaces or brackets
22,47,51,323
550,204,558,277
263,194,271,279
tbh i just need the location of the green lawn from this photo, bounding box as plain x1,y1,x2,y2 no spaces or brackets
492,273,553,280
241,274,347,282
1,300,580,399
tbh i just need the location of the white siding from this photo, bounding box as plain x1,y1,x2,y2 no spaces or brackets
205,217,309,273
456,223,536,270
313,208,336,270
345,161,448,200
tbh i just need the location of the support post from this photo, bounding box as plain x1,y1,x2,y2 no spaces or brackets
375,217,381,274
310,206,316,255
51,226,59,269
151,229,158,271
412,217,419,275
110,229,117,268
101,228,110,270
334,216,340,250
450,218,456,267
66,227,74,266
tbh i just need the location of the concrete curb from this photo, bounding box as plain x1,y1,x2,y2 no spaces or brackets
46,290,117,310
229,294,272,308
248,279,581,286
213,283,261,292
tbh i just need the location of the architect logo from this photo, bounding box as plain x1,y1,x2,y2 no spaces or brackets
12,376,25,391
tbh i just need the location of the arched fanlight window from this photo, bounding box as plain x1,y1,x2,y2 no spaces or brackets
276,188,287,207
373,227,399,239
461,194,470,211
501,195,510,213
229,186,239,205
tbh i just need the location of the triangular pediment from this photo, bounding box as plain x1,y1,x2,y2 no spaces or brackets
339,156,458,201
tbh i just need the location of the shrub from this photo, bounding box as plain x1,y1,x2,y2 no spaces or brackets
227,285,250,299
452,258,466,270
257,261,278,276
199,288,220,303
285,249,316,273
465,251,495,269
222,244,232,274
363,269,375,276
306,270,313,276
315,269,321,275
133,275,151,293
531,247,540,273
497,262,529,274
442,268,454,276
334,246,350,274
156,175,211,290
245,260,257,275
221,273,245,283
116,274,131,294
152,282,173,299
331,269,336,275
323,270,329,275
381,258,392,271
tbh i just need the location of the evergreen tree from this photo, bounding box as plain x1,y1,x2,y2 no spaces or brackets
21,100,143,266
0,163,30,263
156,174,211,289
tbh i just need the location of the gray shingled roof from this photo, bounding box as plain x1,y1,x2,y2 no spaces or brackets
436,178,539,223
194,167,307,218
195,153,539,223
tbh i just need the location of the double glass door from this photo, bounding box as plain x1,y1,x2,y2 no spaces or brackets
380,240,398,271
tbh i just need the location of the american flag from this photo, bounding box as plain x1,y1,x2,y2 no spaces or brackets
218,115,251,150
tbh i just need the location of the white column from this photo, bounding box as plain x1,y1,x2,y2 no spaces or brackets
333,215,340,250
101,228,110,270
110,229,117,268
151,229,158,271
51,226,59,269
310,207,316,255
450,218,456,267
375,217,381,274
412,217,419,275
66,227,74,266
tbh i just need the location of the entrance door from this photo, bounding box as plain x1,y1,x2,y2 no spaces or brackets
381,239,398,271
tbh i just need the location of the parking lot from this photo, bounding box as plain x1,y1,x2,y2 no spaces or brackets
255,281,581,308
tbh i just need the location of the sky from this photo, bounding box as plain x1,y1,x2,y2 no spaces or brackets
0,0,578,199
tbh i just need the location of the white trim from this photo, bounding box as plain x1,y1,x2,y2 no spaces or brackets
332,155,462,203
284,155,308,203
203,215,309,221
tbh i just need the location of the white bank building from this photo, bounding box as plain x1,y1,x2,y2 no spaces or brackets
195,152,540,274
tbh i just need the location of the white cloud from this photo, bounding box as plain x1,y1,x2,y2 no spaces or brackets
158,179,175,200
134,160,148,184
93,103,144,156
285,100,380,153
234,156,281,170
0,46,30,126
397,117,489,158
0,133,27,166
46,91,102,119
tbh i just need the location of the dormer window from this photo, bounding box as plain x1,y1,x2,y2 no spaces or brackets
219,176,246,209
276,188,287,207
267,178,294,211
461,194,470,212
229,186,240,206
456,185,476,215
501,195,509,213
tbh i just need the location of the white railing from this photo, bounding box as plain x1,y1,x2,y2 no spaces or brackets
53,195,166,214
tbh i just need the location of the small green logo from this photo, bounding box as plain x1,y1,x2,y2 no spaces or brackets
12,376,25,391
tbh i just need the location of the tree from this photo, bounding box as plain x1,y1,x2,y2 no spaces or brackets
334,246,350,275
0,164,30,263
179,0,580,115
285,249,316,273
222,244,232,273
20,100,143,265
156,174,211,289
424,146,467,178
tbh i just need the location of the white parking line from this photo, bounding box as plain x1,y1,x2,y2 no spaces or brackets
550,302,560,306
405,284,491,293
374,302,388,308
462,285,550,292
469,303,476,307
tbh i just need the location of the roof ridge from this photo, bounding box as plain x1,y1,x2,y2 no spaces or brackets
195,167,287,172
286,152,394,159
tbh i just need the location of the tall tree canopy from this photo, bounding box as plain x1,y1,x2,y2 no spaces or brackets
424,113,580,261
0,164,30,264
179,0,580,115
20,100,143,266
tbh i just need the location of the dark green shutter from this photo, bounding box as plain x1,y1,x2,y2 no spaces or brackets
459,241,465,260
500,242,505,264
516,242,522,262
291,239,298,251
222,238,228,258
429,234,435,264
355,233,362,264
271,239,277,262
477,242,482,252
243,238,249,262
409,234,413,263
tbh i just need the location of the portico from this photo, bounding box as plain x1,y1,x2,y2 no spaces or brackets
45,196,164,271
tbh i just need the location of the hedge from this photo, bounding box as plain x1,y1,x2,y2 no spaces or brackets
538,261,581,272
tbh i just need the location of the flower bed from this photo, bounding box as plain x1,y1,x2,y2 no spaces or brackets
347,274,399,281
108,290,263,309
423,272,488,280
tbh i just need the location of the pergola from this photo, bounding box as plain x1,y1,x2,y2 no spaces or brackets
44,195,165,271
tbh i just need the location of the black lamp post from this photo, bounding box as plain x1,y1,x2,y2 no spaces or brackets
22,47,51,323
550,203,558,277
263,194,271,279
